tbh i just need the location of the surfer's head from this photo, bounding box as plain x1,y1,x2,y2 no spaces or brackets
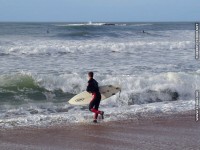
88,72,94,79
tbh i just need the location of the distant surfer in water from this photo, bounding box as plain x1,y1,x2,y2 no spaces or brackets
47,29,49,34
86,72,104,123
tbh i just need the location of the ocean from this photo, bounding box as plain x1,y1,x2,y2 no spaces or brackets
0,22,199,128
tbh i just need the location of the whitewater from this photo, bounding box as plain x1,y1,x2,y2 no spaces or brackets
0,22,199,128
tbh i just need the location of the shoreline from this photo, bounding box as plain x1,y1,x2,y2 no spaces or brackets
0,111,200,150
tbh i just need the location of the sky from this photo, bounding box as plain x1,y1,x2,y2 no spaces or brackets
0,0,199,22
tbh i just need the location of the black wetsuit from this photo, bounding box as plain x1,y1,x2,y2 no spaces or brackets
86,78,101,118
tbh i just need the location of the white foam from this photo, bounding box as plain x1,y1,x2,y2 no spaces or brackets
6,71,199,102
0,100,194,128
0,71,199,128
0,27,194,57
0,39,193,57
1,71,199,103
54,22,105,27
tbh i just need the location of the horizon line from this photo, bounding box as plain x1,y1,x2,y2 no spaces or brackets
0,21,198,23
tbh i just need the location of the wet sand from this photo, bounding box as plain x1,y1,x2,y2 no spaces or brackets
0,112,200,150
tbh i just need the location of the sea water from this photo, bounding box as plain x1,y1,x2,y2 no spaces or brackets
0,22,199,128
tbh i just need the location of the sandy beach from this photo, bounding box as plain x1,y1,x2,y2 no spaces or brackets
0,111,199,150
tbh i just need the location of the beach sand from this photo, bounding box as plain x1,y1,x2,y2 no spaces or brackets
0,111,199,150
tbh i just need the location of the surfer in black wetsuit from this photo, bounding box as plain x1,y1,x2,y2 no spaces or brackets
86,72,104,123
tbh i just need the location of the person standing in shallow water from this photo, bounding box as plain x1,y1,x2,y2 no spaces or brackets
86,72,104,123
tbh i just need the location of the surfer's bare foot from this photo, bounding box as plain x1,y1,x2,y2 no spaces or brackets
101,111,104,119
93,120,97,123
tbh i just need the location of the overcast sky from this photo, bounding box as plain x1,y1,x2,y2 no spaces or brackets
0,0,199,22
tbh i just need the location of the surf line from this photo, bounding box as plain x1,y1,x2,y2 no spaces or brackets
195,23,199,60
195,90,199,122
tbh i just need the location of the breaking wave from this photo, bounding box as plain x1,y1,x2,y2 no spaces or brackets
0,71,199,104
0,71,198,128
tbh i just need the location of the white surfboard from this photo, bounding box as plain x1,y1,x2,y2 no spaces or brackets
68,85,121,105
